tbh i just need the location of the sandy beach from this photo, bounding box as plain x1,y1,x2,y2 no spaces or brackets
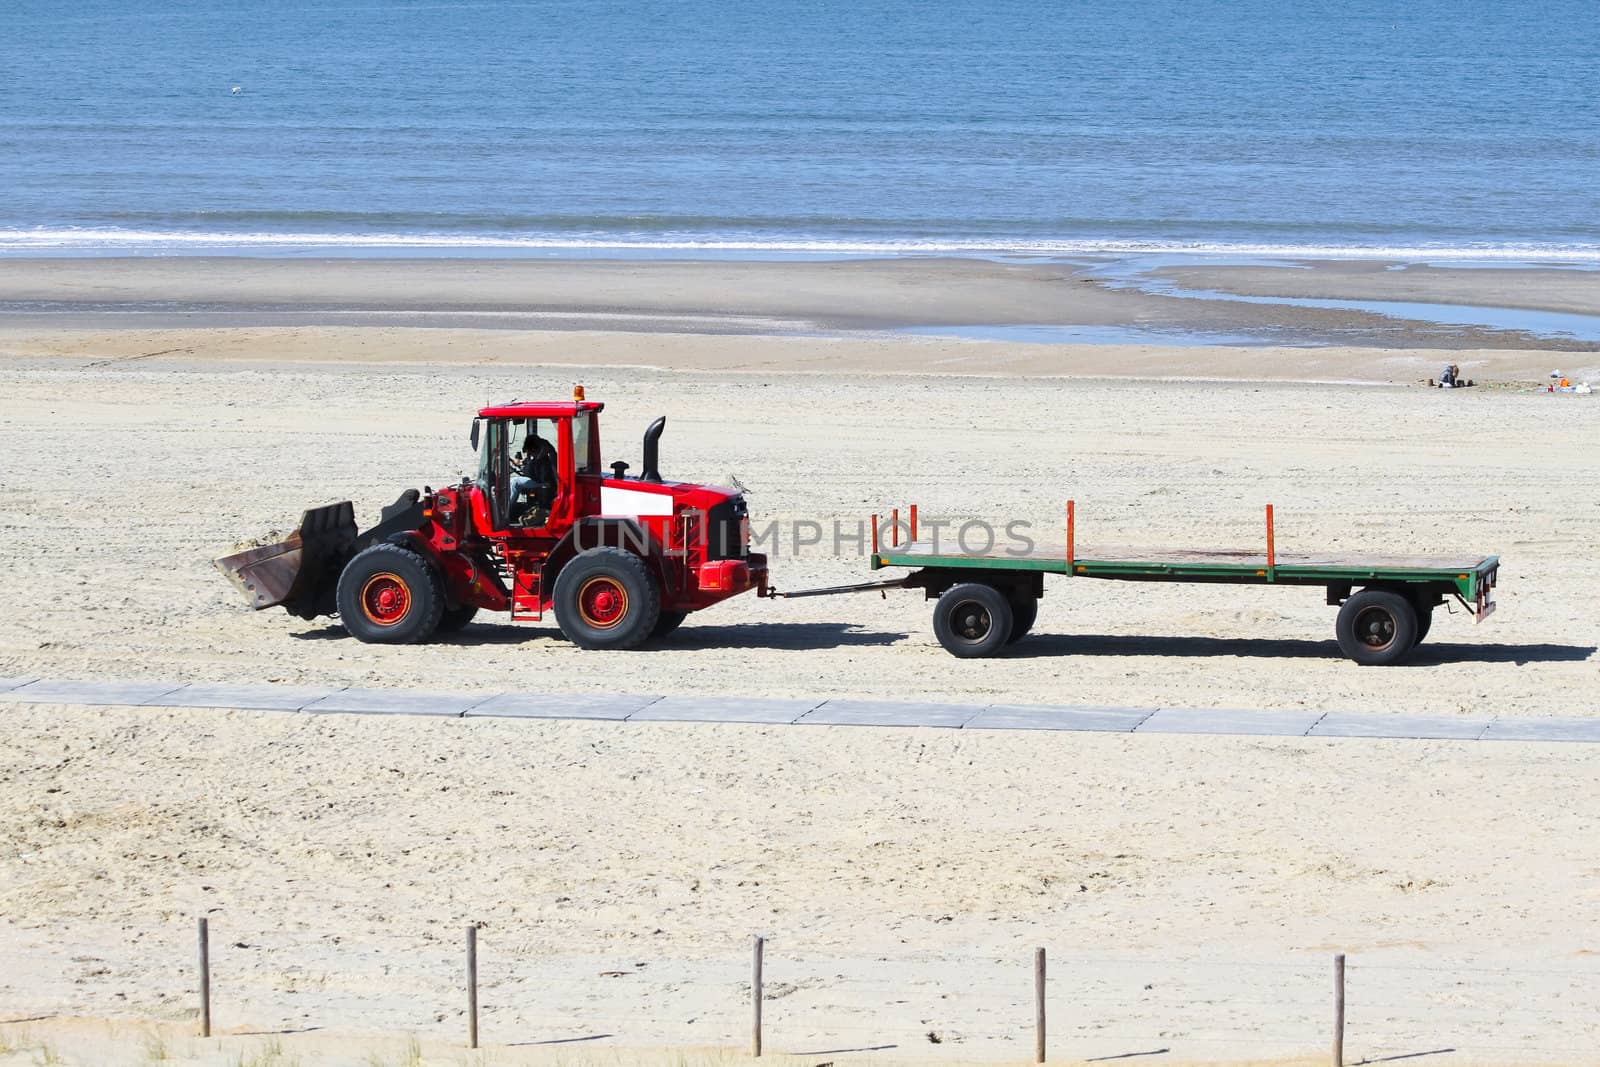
4,705,1599,1066
2,257,1599,1065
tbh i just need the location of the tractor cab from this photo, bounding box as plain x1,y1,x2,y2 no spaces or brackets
470,397,603,536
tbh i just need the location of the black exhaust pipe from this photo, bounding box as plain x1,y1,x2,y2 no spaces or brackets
641,416,665,482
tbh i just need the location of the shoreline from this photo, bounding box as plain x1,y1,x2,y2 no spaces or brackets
5,234,1600,264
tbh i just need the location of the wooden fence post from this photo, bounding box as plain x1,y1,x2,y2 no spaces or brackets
752,935,764,1057
1332,953,1345,1067
197,917,211,1038
1034,947,1046,1063
467,924,479,1050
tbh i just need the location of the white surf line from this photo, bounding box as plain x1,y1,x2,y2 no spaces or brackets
0,675,1595,742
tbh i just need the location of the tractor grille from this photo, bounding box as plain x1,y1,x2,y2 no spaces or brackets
705,496,748,561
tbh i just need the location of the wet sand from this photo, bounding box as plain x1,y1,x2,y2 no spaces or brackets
1153,259,1600,316
5,323,1581,382
1,255,1598,359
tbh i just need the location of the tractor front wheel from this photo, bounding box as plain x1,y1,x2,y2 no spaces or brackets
651,611,688,640
437,604,480,633
336,543,445,644
553,548,661,650
932,582,1013,658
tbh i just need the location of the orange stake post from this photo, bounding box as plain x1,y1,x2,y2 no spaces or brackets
1266,503,1276,581
1066,500,1076,572
891,507,900,547
910,504,919,542
871,514,879,556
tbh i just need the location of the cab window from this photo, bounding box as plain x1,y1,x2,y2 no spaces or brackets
572,413,596,474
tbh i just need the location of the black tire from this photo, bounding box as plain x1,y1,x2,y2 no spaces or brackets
1413,604,1433,646
1335,589,1419,666
552,548,661,650
932,583,1014,659
336,543,445,645
651,610,688,640
437,604,480,633
1006,595,1038,644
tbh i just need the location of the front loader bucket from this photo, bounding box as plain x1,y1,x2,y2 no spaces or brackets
215,502,357,620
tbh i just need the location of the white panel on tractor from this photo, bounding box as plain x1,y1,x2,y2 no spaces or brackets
601,485,675,517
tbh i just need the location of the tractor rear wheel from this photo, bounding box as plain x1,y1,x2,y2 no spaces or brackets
933,582,1013,658
336,543,445,645
1006,595,1038,644
1335,589,1418,666
553,548,661,650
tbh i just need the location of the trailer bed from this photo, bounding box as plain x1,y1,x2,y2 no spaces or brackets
852,499,1502,664
873,541,1498,601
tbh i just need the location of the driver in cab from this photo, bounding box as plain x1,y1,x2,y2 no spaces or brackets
510,422,558,526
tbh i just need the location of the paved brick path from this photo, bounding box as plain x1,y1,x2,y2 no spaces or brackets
2,675,1596,742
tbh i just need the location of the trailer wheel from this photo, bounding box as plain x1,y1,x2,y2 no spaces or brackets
651,611,688,640
336,543,445,645
1006,596,1038,644
553,548,661,650
933,583,1014,658
1413,604,1433,647
1335,589,1418,665
437,604,479,633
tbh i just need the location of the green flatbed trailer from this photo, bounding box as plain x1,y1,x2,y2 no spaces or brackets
850,505,1499,665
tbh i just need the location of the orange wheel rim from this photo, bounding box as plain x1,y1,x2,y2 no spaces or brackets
360,572,411,625
577,576,629,629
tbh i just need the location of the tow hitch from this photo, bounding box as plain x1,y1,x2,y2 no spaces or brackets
763,577,911,599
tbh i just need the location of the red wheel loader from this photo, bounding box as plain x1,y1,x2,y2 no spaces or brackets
216,388,768,649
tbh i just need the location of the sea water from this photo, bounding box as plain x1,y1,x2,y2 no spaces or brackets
2,0,1598,259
